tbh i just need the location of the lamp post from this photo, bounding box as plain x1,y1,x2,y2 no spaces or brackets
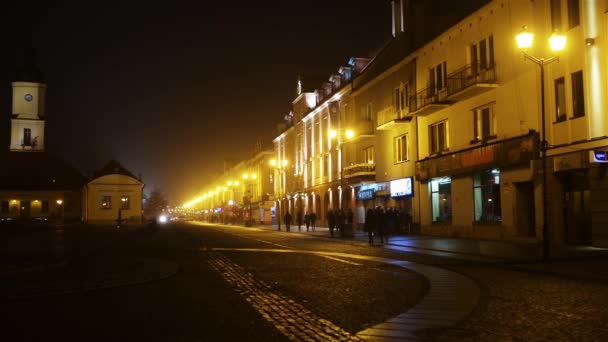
516,26,566,260
270,159,288,231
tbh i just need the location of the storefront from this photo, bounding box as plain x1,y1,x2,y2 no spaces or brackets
416,133,539,241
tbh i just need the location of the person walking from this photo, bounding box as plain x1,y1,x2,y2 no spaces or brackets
284,211,292,232
327,209,336,237
304,212,310,232
365,207,375,245
310,212,317,231
376,206,386,244
336,209,345,237
297,211,303,231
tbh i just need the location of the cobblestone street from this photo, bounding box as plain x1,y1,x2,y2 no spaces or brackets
2,222,608,341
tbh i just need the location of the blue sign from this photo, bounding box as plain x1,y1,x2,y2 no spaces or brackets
593,150,608,162
357,189,375,200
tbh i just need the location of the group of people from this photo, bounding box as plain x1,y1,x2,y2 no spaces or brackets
364,206,412,245
326,208,354,237
283,211,317,232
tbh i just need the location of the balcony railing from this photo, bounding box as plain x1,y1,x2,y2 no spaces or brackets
343,163,376,179
447,63,497,100
409,87,449,115
376,107,412,130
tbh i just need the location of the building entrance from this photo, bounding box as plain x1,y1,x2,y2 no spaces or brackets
562,171,591,245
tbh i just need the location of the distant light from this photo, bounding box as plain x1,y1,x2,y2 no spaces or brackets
56,199,63,205
270,159,277,166
516,27,534,49
243,173,249,179
234,181,239,186
345,130,355,139
227,181,232,186
216,186,221,191
158,215,168,223
329,130,337,139
228,200,235,205
282,159,288,167
252,174,257,179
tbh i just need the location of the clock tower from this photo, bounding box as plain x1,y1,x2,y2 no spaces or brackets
9,48,47,152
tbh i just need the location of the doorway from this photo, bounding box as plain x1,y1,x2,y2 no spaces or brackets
514,182,535,237
562,171,591,245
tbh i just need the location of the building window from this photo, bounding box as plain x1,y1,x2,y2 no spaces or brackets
474,169,502,223
431,177,452,223
429,120,449,154
1,201,8,213
101,196,112,209
394,84,407,114
41,200,49,214
121,196,130,210
23,128,32,146
365,102,373,121
571,70,585,118
567,0,580,28
473,102,497,142
429,62,447,95
551,0,562,31
394,134,408,163
363,146,374,164
554,77,567,122
470,35,495,73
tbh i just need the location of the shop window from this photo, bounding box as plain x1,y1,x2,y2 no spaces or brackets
394,134,408,163
101,196,112,209
473,102,497,142
571,70,585,118
554,77,567,122
429,120,449,154
473,169,502,223
41,200,49,214
1,201,8,213
121,196,130,210
431,177,452,223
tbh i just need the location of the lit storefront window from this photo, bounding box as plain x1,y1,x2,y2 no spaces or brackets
431,177,452,223
474,169,501,223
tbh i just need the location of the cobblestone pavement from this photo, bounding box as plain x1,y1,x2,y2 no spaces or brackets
205,249,364,341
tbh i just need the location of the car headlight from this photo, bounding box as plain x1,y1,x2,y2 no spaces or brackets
158,215,168,224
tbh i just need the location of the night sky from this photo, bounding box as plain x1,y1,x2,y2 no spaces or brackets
0,1,391,203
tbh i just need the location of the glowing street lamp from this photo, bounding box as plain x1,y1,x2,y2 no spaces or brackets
515,26,566,260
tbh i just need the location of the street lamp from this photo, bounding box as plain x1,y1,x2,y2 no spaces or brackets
516,26,566,260
270,159,288,230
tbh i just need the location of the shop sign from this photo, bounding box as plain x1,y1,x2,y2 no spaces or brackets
415,133,539,181
590,150,608,163
390,177,413,197
357,189,375,200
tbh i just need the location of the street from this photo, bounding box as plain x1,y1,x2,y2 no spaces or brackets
1,222,608,341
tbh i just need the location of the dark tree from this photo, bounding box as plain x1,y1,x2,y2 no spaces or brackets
145,189,168,217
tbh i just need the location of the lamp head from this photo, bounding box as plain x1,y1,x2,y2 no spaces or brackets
345,129,355,140
549,32,567,52
516,26,534,50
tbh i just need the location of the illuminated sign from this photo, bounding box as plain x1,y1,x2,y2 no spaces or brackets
390,177,413,197
590,150,608,163
357,189,374,200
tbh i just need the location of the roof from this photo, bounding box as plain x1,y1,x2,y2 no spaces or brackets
92,160,139,181
0,152,86,191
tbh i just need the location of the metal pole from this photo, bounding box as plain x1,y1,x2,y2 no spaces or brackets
540,62,549,260
277,169,281,231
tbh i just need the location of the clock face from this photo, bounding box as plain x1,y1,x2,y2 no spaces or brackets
24,94,33,102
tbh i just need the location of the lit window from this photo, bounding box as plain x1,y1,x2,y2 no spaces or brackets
394,135,408,163
429,120,449,154
473,102,497,142
554,77,567,122
121,196,130,210
473,169,502,223
101,196,112,209
431,177,452,223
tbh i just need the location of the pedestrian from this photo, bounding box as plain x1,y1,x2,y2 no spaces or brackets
336,209,345,236
310,212,317,231
327,209,336,237
305,212,310,232
297,211,303,231
284,211,292,232
364,207,375,245
376,206,386,244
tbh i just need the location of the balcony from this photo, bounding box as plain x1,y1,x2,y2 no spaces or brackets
343,163,376,184
376,107,412,130
409,87,451,116
447,63,498,101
